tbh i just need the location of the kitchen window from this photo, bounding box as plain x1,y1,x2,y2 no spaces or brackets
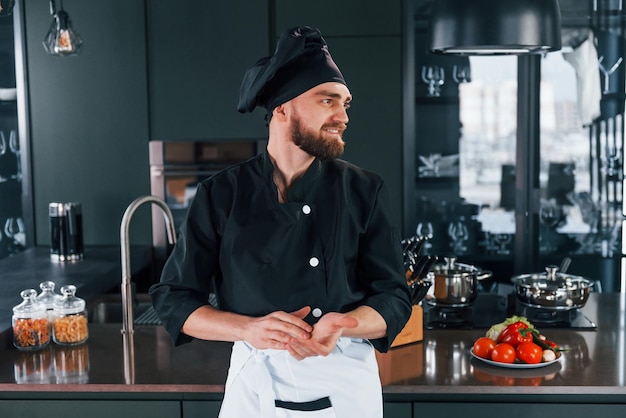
406,0,623,291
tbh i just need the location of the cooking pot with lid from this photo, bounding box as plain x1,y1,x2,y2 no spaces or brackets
511,265,594,309
426,257,492,306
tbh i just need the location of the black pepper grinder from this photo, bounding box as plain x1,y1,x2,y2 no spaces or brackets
65,202,84,261
49,202,67,262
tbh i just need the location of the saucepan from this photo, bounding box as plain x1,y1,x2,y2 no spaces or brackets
426,256,492,306
511,265,594,309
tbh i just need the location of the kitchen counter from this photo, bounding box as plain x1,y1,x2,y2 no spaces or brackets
0,292,625,407
0,246,154,332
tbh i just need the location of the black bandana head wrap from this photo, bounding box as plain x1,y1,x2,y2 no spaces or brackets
237,26,347,114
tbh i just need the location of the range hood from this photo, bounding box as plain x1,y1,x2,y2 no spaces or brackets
427,0,562,55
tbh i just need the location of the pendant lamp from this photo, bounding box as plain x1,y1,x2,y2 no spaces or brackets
43,0,83,56
0,0,15,16
428,0,562,55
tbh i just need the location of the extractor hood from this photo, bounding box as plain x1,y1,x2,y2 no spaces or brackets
427,0,562,55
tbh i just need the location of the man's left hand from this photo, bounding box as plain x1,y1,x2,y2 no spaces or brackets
285,313,358,360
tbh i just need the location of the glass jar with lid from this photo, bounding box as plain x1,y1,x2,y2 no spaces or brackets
12,289,51,351
35,281,62,321
52,285,88,346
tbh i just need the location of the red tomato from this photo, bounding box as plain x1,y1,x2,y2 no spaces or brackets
516,341,543,364
472,337,496,359
491,343,516,363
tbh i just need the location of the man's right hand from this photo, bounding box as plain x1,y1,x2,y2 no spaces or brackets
242,306,313,350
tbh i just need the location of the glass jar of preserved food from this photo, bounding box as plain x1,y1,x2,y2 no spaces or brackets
12,289,51,351
35,281,62,321
52,285,88,346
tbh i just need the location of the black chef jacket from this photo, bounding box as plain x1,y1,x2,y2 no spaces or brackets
149,150,412,353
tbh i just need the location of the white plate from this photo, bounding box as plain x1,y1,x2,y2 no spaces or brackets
470,348,560,369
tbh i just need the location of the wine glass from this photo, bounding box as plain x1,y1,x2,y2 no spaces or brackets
416,222,434,240
0,131,6,182
539,201,562,229
4,217,25,253
452,64,471,83
598,56,623,94
604,147,621,179
8,130,18,153
493,234,512,255
447,221,468,254
416,222,434,253
0,130,6,155
421,65,445,97
8,130,20,180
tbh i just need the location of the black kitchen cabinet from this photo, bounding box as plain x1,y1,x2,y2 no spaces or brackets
274,0,401,37
15,0,407,248
0,398,412,417
412,402,626,418
182,400,411,417
327,36,403,229
0,10,25,260
182,401,221,418
145,0,270,142
23,0,152,247
0,400,181,418
385,402,412,417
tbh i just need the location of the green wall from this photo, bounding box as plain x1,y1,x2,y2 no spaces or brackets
23,0,405,247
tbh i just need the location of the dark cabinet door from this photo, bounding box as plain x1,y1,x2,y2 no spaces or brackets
24,0,152,246
328,36,403,229
0,13,21,259
384,401,412,417
0,400,181,418
183,400,221,418
274,0,401,36
146,0,269,142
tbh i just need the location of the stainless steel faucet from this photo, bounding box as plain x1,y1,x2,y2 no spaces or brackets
120,195,176,384
120,195,176,336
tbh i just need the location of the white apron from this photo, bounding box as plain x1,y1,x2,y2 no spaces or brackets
218,337,383,418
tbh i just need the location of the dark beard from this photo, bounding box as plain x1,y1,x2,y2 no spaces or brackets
291,119,345,161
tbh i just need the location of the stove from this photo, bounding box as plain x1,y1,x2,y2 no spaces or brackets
423,300,475,329
423,292,597,330
515,302,597,329
423,293,508,329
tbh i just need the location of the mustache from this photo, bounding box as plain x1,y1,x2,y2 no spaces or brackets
322,123,347,131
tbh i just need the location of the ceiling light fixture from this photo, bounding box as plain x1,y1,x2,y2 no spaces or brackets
43,0,83,57
427,0,562,55
0,0,15,16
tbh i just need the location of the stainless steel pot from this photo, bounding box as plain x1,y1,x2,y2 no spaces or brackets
511,265,594,309
426,257,492,306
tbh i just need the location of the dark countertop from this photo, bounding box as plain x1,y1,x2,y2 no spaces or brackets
0,292,625,403
0,246,153,332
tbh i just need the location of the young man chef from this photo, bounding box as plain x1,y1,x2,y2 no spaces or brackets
150,26,412,417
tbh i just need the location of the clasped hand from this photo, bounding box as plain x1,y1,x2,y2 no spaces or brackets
245,306,358,360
